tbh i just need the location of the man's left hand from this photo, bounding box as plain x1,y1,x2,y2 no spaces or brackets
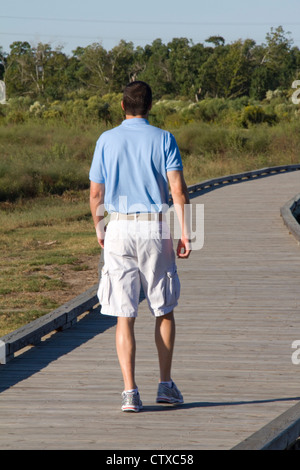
177,237,191,259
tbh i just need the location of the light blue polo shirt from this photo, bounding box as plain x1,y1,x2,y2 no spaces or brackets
89,118,183,213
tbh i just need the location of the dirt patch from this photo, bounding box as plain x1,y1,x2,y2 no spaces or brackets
50,254,101,305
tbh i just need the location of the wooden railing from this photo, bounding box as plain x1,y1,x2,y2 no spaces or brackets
1,163,300,365
0,284,99,364
280,193,300,243
186,163,300,195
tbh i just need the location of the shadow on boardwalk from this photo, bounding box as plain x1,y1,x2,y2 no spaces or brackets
141,396,300,413
1,307,300,413
0,308,116,393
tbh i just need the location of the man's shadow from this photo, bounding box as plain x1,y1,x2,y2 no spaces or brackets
142,396,300,412
2,305,300,415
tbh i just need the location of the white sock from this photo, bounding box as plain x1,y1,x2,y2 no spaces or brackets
124,387,138,394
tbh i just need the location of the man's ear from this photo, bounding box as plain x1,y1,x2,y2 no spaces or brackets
121,100,125,111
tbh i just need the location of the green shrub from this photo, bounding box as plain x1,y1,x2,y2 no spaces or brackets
6,109,27,123
244,125,272,154
174,123,228,155
188,99,229,123
241,105,278,127
0,120,99,202
1,94,299,203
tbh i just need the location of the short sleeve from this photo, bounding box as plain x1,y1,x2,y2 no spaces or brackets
165,133,183,172
89,139,106,184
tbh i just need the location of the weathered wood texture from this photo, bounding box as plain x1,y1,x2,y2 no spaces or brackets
0,169,300,450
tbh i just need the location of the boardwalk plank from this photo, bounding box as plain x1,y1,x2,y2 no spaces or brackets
0,170,300,450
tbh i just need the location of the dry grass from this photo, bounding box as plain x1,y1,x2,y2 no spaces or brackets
0,191,100,336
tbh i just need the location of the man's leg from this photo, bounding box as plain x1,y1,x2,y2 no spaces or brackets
116,317,137,391
155,311,183,404
155,311,175,382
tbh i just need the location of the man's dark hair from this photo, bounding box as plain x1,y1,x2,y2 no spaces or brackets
122,81,152,116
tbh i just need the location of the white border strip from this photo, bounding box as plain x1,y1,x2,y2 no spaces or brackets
0,340,6,365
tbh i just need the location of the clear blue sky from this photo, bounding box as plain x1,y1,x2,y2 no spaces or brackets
1,0,300,54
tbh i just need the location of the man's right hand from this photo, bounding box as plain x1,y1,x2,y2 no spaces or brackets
98,237,105,249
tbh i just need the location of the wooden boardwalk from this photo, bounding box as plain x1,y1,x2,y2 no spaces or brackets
0,170,300,450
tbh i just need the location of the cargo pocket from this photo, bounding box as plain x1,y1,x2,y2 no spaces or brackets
97,266,111,306
164,265,180,307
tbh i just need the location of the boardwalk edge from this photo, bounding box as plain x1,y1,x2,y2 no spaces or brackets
0,284,99,364
280,193,300,244
231,400,300,450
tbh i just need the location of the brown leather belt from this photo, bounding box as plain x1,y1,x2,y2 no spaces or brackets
110,212,164,221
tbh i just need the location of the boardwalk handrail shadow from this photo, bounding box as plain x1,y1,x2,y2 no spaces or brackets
0,308,116,393
0,285,100,364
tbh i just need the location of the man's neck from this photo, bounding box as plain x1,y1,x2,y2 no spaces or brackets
125,114,149,120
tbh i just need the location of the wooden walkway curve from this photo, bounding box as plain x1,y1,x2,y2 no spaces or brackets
0,169,300,450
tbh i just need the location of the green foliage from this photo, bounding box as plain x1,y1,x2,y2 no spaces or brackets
241,105,278,127
0,84,299,203
1,27,299,103
0,120,102,202
0,30,299,204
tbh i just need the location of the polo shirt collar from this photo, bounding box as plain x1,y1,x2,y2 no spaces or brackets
121,118,149,126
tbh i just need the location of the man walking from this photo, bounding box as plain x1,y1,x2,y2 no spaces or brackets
89,81,191,412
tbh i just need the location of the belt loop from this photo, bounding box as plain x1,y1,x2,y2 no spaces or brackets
116,212,119,221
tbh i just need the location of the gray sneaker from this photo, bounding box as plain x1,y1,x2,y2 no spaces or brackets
156,381,184,404
121,390,143,412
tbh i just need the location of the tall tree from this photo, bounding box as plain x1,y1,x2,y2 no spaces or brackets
139,39,173,98
43,47,73,100
205,36,225,47
5,41,34,96
167,38,193,97
250,26,294,98
108,40,135,91
199,39,256,98
74,43,110,95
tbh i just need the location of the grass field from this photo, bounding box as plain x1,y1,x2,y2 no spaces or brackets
0,191,100,335
1,114,300,336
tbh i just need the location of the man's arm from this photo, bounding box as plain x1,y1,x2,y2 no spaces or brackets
167,170,191,259
90,181,105,248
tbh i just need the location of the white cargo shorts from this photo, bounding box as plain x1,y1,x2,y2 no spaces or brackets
98,215,180,317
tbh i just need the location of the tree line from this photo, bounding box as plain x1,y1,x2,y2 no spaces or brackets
0,26,299,103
